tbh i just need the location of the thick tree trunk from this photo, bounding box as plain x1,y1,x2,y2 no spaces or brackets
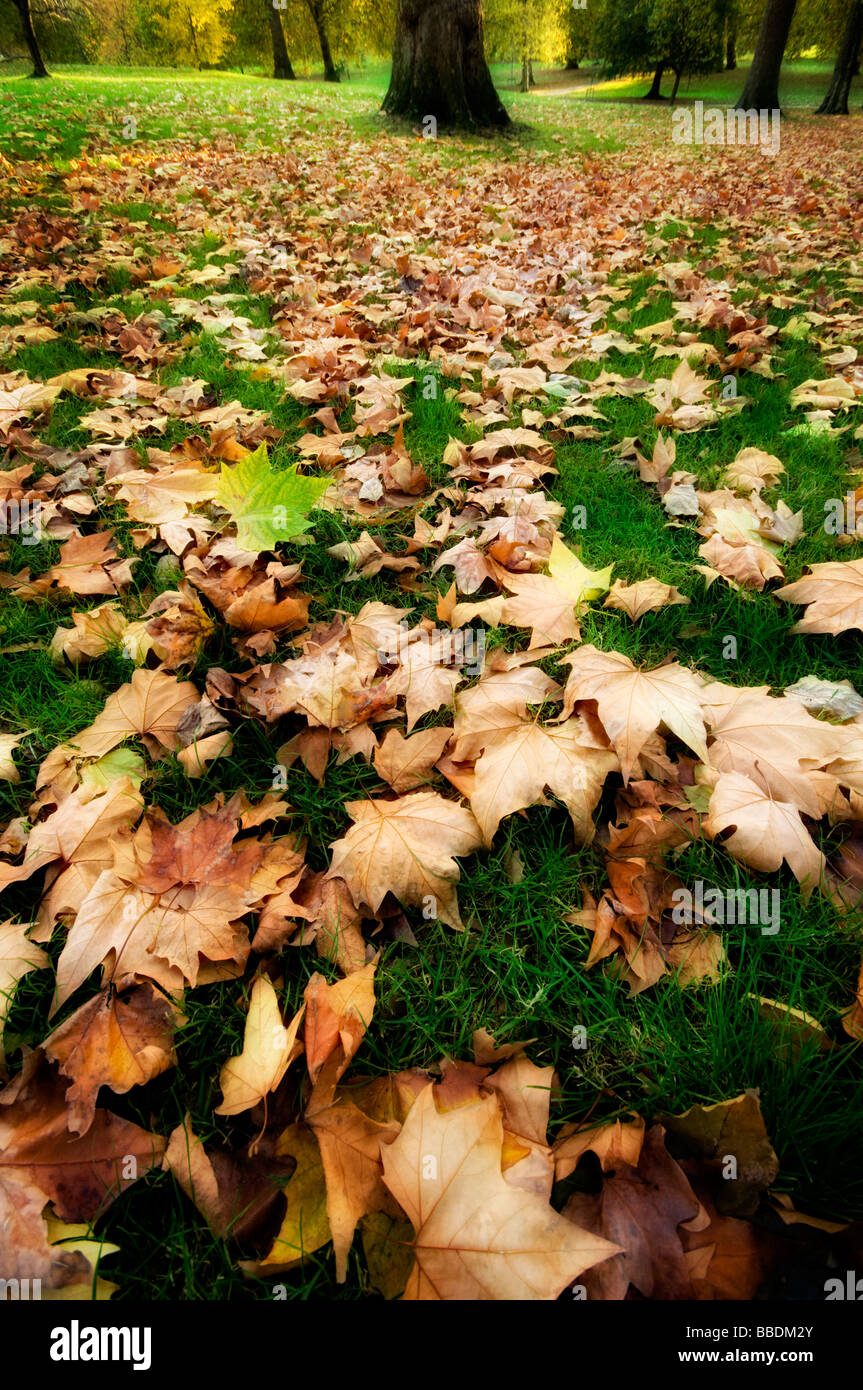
565,55,580,70
267,6,295,79
816,0,863,113
12,0,48,77
670,68,682,102
383,0,509,128
519,56,529,91
306,0,339,81
736,0,797,110
643,62,665,98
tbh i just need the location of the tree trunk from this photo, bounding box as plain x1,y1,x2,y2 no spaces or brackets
726,32,736,68
520,56,529,91
267,5,295,79
528,57,534,85
670,68,682,102
725,0,738,68
383,0,509,128
565,55,580,69
187,10,201,68
12,0,48,77
736,0,797,110
816,0,863,113
643,62,665,98
306,0,339,81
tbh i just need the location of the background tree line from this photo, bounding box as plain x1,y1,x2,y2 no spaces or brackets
2,0,861,122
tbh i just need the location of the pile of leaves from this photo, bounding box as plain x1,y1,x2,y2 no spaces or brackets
1,92,863,1299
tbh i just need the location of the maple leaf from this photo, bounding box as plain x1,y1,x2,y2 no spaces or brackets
0,1170,92,1291
50,604,129,667
54,870,251,1008
703,685,844,816
307,1098,400,1282
659,1093,779,1218
215,976,303,1117
45,532,136,597
723,446,785,493
466,714,618,846
293,874,367,976
327,792,482,930
71,669,199,760
485,1052,557,1198
389,632,467,731
42,982,182,1135
560,645,708,782
0,731,29,782
548,534,613,601
554,1116,646,1180
704,770,825,893
451,665,561,761
134,798,265,896
562,1125,700,1300
216,442,330,552
0,921,49,1074
163,1114,294,1244
497,537,612,647
238,1122,331,1274
603,577,689,621
697,534,784,591
303,964,377,1097
0,777,144,903
776,559,863,636
373,727,452,793
381,1085,619,1300
0,1059,164,1222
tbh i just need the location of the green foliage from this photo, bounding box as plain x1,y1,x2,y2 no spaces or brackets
215,443,330,551
650,0,724,78
594,0,724,82
593,0,656,78
486,0,570,66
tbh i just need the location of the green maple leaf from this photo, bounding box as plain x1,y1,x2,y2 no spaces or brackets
216,443,330,551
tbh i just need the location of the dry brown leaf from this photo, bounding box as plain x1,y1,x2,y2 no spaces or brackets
777,559,863,636
42,982,181,1134
560,645,707,782
704,770,825,893
327,792,482,929
381,1085,619,1299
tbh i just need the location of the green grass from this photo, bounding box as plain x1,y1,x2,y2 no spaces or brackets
1,62,862,1301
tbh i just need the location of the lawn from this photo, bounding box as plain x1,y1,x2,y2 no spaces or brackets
1,61,862,1302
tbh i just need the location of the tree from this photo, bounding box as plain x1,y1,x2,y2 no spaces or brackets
303,0,339,79
722,0,739,66
152,0,232,66
485,0,568,89
593,0,722,101
566,0,593,69
816,0,863,112
650,0,724,101
736,0,797,110
10,0,49,74
267,0,295,76
593,0,657,95
383,0,509,128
